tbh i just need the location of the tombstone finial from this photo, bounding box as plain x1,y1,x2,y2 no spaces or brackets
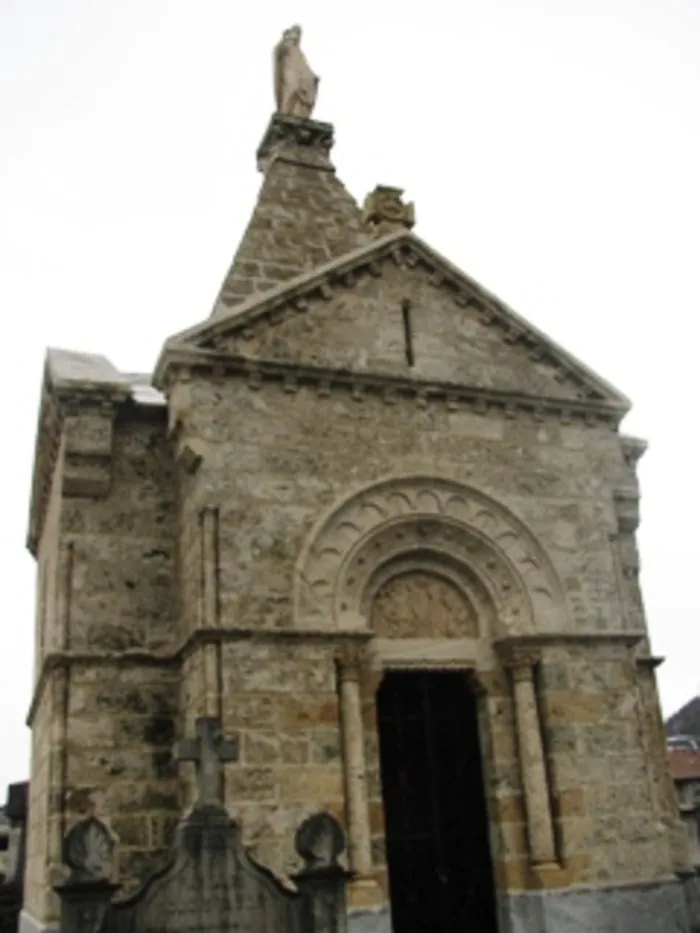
173,716,238,806
295,812,346,874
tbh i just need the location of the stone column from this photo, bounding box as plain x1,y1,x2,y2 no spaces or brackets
335,646,373,877
200,507,220,718
501,645,558,866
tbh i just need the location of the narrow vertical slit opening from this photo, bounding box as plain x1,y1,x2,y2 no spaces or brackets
401,299,415,367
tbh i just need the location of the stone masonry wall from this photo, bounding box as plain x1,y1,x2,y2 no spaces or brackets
64,662,179,891
189,640,343,881
60,412,177,654
175,375,630,636
168,366,657,891
24,693,51,920
536,643,674,885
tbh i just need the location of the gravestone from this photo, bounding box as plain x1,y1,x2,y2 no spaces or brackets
0,782,29,933
54,717,349,933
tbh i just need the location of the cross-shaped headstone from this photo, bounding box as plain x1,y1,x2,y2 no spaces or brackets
173,717,238,805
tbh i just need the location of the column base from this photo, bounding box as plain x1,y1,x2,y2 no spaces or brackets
497,876,695,933
347,876,386,910
19,910,58,933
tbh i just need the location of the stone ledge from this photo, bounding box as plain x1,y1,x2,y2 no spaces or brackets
25,629,373,727
159,349,626,429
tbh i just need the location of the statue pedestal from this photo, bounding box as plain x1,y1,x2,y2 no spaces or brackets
256,113,335,173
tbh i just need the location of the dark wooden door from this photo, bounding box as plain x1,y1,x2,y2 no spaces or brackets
377,671,498,933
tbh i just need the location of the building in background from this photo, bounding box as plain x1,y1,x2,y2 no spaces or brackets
667,701,700,869
0,809,8,882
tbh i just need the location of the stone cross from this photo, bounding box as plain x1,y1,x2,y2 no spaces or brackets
173,717,238,806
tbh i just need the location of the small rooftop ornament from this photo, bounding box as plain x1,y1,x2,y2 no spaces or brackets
362,185,415,236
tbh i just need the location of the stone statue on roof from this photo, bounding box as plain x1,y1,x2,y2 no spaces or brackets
273,25,319,118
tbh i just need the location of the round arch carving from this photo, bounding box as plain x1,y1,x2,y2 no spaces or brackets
293,475,568,635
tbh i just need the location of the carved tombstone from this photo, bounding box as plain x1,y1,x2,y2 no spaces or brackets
54,803,349,933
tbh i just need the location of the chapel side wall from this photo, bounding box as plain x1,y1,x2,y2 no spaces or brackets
45,411,180,897
33,441,64,672
62,411,178,654
23,694,51,920
169,375,673,889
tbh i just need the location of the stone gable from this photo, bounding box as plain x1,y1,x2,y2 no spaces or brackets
161,235,629,415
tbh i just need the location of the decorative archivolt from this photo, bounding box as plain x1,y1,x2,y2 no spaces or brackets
293,475,568,635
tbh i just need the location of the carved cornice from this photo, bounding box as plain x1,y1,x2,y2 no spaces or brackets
256,113,334,173
154,232,631,415
495,632,644,682
157,349,624,428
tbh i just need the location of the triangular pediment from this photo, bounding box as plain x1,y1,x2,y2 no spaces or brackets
156,231,629,413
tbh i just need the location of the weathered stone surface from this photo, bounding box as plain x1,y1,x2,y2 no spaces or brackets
370,571,478,638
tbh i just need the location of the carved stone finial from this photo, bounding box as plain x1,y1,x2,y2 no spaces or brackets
295,812,346,873
62,817,114,881
173,717,238,807
362,185,415,236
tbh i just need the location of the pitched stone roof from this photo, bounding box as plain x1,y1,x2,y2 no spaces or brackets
210,114,372,318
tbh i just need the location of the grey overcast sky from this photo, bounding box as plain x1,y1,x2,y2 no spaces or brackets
1,0,699,791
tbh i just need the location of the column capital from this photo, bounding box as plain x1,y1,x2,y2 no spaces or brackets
335,644,369,682
495,639,542,675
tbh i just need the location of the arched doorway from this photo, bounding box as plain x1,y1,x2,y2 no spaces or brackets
371,572,498,933
376,669,498,933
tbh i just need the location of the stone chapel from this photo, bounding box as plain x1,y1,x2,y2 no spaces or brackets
21,31,699,933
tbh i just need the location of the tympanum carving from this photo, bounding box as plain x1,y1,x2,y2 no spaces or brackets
370,571,478,638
